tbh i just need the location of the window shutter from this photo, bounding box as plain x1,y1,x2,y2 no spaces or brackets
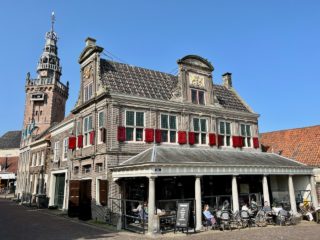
253,137,260,149
155,129,161,143
232,136,239,148
178,131,187,144
145,128,154,143
77,135,83,148
89,131,95,145
188,132,195,145
209,133,216,146
117,126,126,142
100,128,106,143
218,135,224,147
99,180,108,206
68,136,76,150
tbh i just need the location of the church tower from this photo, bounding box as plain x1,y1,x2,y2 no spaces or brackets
21,13,68,144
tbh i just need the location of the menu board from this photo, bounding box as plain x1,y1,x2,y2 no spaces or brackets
175,202,190,228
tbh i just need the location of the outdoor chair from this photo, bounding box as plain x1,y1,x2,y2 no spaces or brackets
220,210,232,231
240,210,252,228
202,213,218,230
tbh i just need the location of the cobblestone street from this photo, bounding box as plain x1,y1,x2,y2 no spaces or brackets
1,199,320,240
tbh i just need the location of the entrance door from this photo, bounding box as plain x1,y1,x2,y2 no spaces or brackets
54,174,65,209
79,180,92,220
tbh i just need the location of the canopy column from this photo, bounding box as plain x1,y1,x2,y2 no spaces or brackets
195,175,202,231
232,175,239,212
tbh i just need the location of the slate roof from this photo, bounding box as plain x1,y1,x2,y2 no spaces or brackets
0,131,21,149
119,146,306,168
260,125,320,167
100,59,250,112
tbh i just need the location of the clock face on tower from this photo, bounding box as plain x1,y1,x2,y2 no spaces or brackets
40,70,48,77
189,73,205,88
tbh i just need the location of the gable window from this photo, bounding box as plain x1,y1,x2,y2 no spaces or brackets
193,118,207,144
191,89,205,105
125,111,144,141
84,82,93,102
83,115,93,146
53,141,60,162
160,114,177,143
219,121,231,146
63,137,68,160
240,124,252,147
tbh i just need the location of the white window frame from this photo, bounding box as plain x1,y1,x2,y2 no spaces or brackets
193,117,208,145
98,111,105,143
240,123,252,147
53,141,60,162
40,151,45,166
36,152,40,166
125,110,145,142
160,113,178,143
62,137,68,160
83,82,93,102
219,121,232,147
191,88,206,105
83,115,93,147
31,153,36,166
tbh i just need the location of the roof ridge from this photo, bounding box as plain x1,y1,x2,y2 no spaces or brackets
261,125,320,134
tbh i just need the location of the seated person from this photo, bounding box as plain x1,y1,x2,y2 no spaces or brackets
203,204,216,225
132,201,148,220
241,202,252,215
221,200,230,211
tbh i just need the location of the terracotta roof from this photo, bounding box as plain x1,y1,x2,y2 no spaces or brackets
100,59,250,112
0,156,18,174
260,125,320,167
0,131,21,149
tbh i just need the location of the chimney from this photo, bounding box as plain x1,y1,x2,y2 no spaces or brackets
222,72,232,88
85,37,96,47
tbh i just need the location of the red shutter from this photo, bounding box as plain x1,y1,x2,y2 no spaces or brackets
145,128,154,143
232,136,239,148
218,135,224,147
253,137,260,149
188,132,195,145
77,135,83,148
155,129,161,143
178,131,187,144
100,128,106,143
89,131,95,145
68,136,76,150
209,133,216,146
117,126,126,142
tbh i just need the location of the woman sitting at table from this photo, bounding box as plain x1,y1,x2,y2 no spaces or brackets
203,204,216,225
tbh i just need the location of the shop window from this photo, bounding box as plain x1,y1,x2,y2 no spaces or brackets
193,118,207,144
240,124,252,147
219,121,231,146
160,114,177,143
125,110,144,141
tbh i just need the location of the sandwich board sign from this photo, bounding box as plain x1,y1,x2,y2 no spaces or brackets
175,202,190,233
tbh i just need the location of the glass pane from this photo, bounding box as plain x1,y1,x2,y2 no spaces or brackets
247,137,251,147
241,124,246,136
136,128,143,141
226,136,231,146
170,131,176,143
161,115,168,129
126,128,133,141
84,118,88,132
246,125,251,136
89,116,93,130
200,119,207,132
169,116,176,130
219,122,225,134
161,130,168,142
191,89,197,104
99,112,104,128
199,91,205,105
89,83,93,99
136,112,144,127
201,133,206,144
193,118,199,132
226,122,231,135
194,133,199,144
126,111,134,126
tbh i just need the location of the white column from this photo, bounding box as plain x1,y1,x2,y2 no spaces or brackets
310,175,319,207
232,175,239,212
148,176,156,235
195,175,202,231
288,175,297,214
262,175,270,205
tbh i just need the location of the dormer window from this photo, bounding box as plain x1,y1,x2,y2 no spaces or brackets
191,89,205,105
84,82,93,102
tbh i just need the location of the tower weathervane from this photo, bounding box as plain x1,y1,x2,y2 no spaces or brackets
51,11,55,32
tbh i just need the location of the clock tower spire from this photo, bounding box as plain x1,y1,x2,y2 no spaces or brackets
21,13,69,145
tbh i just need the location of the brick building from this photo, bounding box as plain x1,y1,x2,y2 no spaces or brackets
16,14,318,234
261,125,320,207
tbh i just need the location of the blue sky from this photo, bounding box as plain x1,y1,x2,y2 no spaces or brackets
0,0,319,136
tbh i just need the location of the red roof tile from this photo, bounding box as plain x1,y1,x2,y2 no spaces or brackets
260,125,320,167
